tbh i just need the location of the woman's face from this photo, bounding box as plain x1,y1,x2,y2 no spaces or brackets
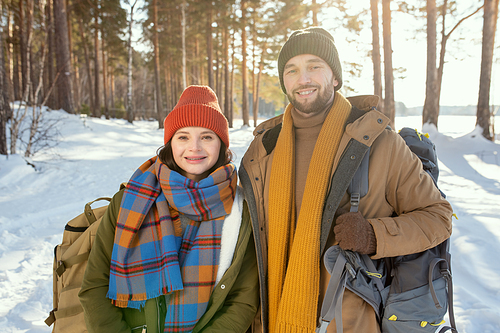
171,126,222,182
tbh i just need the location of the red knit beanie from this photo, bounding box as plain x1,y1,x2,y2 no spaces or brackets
163,85,229,147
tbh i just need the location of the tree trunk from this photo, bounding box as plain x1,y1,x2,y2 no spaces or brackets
166,67,171,112
110,72,115,111
207,5,214,90
72,52,81,112
253,56,264,128
46,0,56,109
24,0,34,105
127,1,136,123
224,26,230,123
0,2,11,155
0,110,7,155
192,37,199,85
382,0,395,129
101,43,109,119
1,1,12,112
422,0,439,127
229,33,235,128
0,99,7,155
216,28,222,103
4,7,14,102
370,0,383,106
27,0,35,105
19,0,27,98
140,69,147,119
253,40,266,128
241,0,250,126
477,0,499,140
93,9,101,117
181,0,187,89
312,0,319,26
436,0,449,117
66,0,78,111
252,23,256,127
167,63,174,111
153,0,164,128
13,10,21,101
54,0,74,113
13,44,20,101
79,18,94,114
26,0,48,157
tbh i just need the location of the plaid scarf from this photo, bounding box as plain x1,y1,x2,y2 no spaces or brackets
108,156,237,332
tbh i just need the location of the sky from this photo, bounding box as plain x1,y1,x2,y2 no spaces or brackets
1,105,500,332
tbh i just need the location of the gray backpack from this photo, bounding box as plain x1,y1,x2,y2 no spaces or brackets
317,128,458,333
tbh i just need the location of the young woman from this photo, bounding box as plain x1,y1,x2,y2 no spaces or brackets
79,85,259,333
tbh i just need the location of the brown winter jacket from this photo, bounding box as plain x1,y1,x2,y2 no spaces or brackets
238,95,453,333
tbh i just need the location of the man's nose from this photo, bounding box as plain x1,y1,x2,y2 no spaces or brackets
297,71,312,85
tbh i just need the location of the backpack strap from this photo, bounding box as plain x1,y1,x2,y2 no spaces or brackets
433,266,459,333
347,127,393,213
84,197,112,224
56,252,90,276
430,240,459,333
44,305,85,326
316,250,349,333
347,147,370,213
320,139,371,254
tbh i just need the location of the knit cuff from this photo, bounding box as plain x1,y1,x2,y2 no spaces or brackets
364,223,377,255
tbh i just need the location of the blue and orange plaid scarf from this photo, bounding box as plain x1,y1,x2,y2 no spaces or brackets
107,156,236,332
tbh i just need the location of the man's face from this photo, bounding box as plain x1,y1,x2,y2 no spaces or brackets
283,54,338,117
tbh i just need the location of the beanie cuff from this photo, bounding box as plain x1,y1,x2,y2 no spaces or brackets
164,105,229,148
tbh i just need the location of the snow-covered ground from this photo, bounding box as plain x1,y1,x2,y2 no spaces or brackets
1,106,499,332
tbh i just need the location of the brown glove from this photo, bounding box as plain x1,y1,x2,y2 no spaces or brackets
333,210,377,255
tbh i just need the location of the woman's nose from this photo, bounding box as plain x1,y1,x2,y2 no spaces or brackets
189,139,202,151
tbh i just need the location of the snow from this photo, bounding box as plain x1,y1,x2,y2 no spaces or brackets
1,107,500,333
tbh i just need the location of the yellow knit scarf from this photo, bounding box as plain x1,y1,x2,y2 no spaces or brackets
268,92,352,333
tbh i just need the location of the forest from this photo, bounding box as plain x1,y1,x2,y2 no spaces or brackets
0,0,498,158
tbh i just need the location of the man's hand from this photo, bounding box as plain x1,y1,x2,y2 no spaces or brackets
333,210,377,255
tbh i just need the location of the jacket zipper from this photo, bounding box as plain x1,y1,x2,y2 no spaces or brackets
131,325,146,333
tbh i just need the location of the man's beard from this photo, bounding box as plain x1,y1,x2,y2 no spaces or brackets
287,79,335,115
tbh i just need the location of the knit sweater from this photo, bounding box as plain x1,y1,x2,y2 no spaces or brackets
291,104,331,216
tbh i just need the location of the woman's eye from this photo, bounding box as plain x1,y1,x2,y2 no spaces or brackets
202,135,214,140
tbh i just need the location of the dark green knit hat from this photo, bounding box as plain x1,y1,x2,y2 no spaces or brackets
277,27,342,93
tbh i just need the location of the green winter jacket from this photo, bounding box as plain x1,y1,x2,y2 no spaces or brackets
79,187,259,333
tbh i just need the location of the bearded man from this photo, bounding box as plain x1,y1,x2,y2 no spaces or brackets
239,27,453,333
